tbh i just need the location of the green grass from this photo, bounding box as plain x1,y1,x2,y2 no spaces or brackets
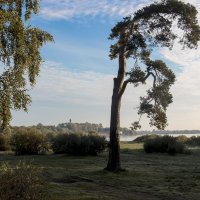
1,143,200,200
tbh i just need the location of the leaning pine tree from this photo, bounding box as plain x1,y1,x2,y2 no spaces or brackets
106,0,200,171
0,0,53,131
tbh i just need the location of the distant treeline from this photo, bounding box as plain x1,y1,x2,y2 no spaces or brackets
138,130,200,135
11,122,134,136
11,122,200,136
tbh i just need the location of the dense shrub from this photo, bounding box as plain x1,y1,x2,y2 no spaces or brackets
51,133,107,156
144,136,187,155
176,135,189,143
0,162,48,200
173,135,200,147
51,133,69,154
11,128,49,155
186,136,200,146
0,134,11,151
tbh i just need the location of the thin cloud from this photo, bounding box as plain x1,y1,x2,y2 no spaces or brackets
31,61,147,106
40,0,200,21
161,44,200,96
40,0,150,20
31,61,114,106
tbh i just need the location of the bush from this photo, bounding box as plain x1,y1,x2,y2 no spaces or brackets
80,135,107,155
167,141,186,155
144,136,187,155
0,162,48,200
0,134,11,151
51,133,70,154
186,136,200,146
176,135,189,144
51,133,107,156
11,128,49,155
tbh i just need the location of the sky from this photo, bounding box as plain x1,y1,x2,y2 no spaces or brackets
11,0,200,130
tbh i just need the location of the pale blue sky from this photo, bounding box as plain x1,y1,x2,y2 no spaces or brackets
11,0,200,130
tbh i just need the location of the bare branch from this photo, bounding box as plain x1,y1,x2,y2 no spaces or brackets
118,70,156,98
118,79,130,98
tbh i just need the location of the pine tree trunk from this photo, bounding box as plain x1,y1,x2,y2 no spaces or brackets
105,45,126,171
105,79,122,171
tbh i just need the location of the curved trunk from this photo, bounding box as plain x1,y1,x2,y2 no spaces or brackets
105,45,126,171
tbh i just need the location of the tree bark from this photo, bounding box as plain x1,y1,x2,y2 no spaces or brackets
105,45,126,171
0,102,8,132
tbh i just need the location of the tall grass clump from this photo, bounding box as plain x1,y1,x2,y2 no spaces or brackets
51,133,107,156
11,128,49,155
0,162,48,200
144,136,188,155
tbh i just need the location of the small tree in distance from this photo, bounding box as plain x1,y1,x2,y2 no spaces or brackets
106,0,200,171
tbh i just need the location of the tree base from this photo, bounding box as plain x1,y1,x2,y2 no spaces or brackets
104,166,126,172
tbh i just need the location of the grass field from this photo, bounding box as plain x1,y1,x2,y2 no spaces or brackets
1,142,200,200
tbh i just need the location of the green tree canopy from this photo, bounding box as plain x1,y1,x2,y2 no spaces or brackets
0,0,53,131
